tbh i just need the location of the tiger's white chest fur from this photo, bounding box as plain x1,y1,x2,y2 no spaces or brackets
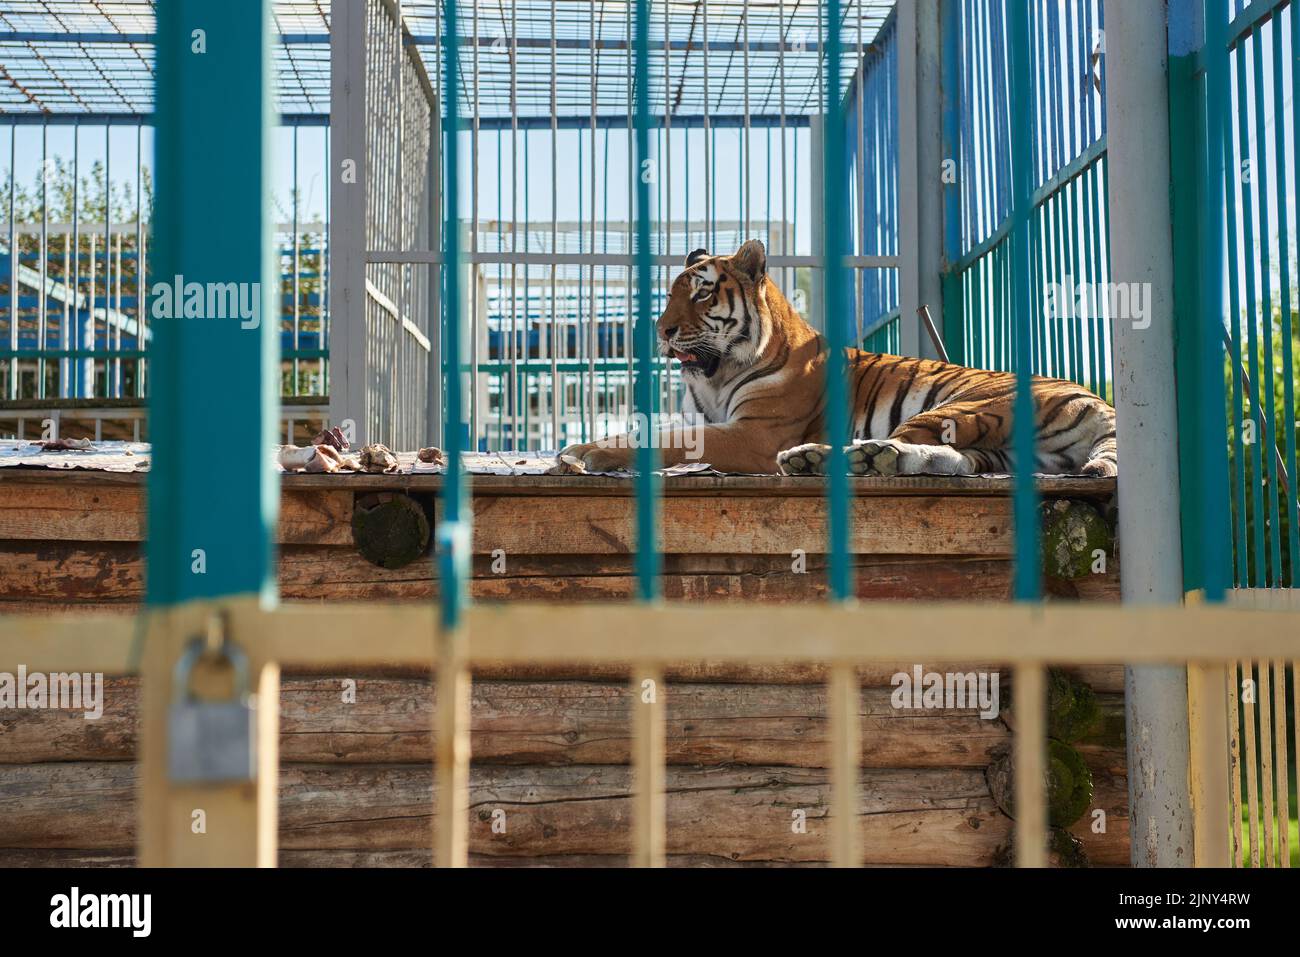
679,371,727,423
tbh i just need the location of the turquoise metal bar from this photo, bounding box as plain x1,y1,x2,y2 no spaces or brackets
633,0,659,601
439,0,468,629
1199,0,1232,601
1007,0,1040,601
824,0,851,601
1286,0,1300,583
147,0,277,606
1234,39,1267,587
1223,91,1249,586
1249,24,1282,586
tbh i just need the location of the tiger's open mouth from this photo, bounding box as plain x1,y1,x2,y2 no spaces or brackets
671,349,698,364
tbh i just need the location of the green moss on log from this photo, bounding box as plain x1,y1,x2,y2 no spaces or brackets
352,493,430,570
1003,668,1103,742
1046,667,1103,743
1046,738,1094,827
992,828,1090,868
1041,498,1112,580
986,738,1095,829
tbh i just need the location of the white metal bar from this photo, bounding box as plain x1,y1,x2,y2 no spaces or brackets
1107,0,1193,867
626,0,634,398
742,0,750,240
779,0,789,298
136,122,146,400
854,0,864,343
69,126,78,398
7,124,15,400
328,0,369,444
589,0,598,440
550,0,559,448
292,123,301,396
471,0,481,450
105,123,114,397
703,0,712,249
664,2,674,417
113,230,122,397
59,233,69,396
38,121,47,400
87,231,95,397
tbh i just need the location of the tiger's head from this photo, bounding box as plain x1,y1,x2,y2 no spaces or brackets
658,239,785,378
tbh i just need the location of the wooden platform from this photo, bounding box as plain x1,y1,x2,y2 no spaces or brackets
0,468,1119,606
0,466,1128,867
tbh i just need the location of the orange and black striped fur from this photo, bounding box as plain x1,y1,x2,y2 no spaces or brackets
557,240,1117,477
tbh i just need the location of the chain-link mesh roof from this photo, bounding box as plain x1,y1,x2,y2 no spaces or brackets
0,0,894,117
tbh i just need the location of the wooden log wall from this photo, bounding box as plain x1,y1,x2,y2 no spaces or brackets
0,470,1128,866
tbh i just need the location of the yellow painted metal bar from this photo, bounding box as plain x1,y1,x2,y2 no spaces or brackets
630,664,665,867
1272,660,1289,867
1187,662,1230,867
1013,663,1047,868
1241,658,1261,867
1227,661,1244,867
137,602,279,868
434,626,470,868
828,663,861,868
0,613,137,673
7,602,1300,673
1258,659,1276,864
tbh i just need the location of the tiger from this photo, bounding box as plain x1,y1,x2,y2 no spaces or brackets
556,239,1117,479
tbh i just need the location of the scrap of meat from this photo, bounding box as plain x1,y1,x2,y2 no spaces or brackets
416,446,446,466
545,453,589,476
312,426,350,452
358,443,399,473
34,438,95,452
278,441,399,474
278,443,361,473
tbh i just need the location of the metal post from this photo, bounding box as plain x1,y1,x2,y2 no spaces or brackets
143,0,279,867
1104,0,1193,867
329,0,369,445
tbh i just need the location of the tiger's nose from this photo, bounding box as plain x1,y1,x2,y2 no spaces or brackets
662,325,678,340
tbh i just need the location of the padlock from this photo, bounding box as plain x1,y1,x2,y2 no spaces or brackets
167,634,258,785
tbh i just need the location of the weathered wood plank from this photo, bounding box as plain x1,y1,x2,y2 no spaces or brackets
5,677,1121,769
0,542,1124,605
471,494,1014,556
0,482,1024,556
0,486,352,545
0,761,1126,865
279,490,354,546
0,543,1120,605
0,848,816,867
0,465,1117,499
0,483,144,542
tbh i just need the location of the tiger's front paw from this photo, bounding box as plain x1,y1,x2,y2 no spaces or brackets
557,441,635,474
848,439,901,476
777,443,833,475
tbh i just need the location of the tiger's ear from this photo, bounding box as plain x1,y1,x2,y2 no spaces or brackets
685,248,710,268
732,239,766,283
